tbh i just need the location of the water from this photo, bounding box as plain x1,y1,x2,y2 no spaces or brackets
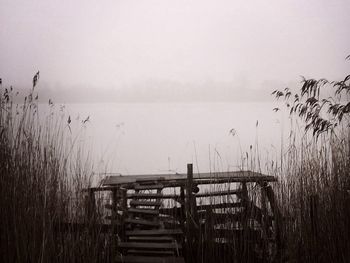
55,102,288,175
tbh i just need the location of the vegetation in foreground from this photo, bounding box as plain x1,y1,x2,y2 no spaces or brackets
0,61,349,263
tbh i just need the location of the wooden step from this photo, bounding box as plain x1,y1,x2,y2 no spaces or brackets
134,184,164,190
118,242,182,250
130,200,162,207
127,249,175,256
195,189,242,198
125,218,160,227
129,236,175,242
128,208,159,215
126,229,183,237
128,193,164,199
116,255,185,263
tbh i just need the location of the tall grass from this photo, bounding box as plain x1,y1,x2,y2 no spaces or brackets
0,83,110,262
1,74,349,263
272,127,350,263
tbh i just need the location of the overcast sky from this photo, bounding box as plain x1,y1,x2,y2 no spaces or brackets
1,0,349,101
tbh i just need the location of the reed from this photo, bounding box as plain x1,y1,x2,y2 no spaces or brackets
1,69,349,263
0,78,110,262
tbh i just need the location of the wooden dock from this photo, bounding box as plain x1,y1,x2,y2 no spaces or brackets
85,164,283,263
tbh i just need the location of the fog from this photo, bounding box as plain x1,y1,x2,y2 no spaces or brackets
1,0,349,102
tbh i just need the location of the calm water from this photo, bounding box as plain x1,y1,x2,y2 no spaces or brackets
52,102,288,175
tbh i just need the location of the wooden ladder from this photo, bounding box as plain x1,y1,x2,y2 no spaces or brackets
116,182,185,263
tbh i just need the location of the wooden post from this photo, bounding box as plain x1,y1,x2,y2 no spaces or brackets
185,163,199,263
120,187,128,241
180,186,185,230
260,182,269,262
262,182,284,260
111,189,118,261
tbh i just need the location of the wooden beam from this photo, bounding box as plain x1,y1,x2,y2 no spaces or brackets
100,171,276,187
126,229,183,236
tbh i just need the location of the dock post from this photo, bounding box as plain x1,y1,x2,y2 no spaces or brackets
185,163,199,263
263,182,284,261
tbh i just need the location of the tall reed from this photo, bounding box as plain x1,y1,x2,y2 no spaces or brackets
0,81,109,262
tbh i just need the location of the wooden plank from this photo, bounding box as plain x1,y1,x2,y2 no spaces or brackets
125,218,160,227
128,193,164,199
126,229,183,236
116,255,185,263
134,184,164,190
130,200,162,207
195,189,242,198
127,249,174,256
196,202,244,211
118,242,182,250
128,208,159,215
129,236,175,242
101,171,276,186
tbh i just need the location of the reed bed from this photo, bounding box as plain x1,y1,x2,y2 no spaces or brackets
0,84,111,262
1,74,349,263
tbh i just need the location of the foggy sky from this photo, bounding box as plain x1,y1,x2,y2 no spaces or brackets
1,0,349,102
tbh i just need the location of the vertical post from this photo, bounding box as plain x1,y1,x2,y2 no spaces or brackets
263,183,284,260
120,188,128,241
185,163,199,263
187,164,199,225
260,182,269,262
180,186,185,230
241,182,249,261
111,189,118,261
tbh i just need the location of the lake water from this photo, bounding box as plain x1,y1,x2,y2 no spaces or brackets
56,102,289,175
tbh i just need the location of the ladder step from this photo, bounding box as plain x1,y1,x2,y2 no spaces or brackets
130,200,162,207
127,249,175,256
128,208,159,215
118,242,182,250
128,193,164,199
195,189,242,198
116,255,185,263
126,229,183,237
125,218,160,227
134,184,164,190
129,236,175,242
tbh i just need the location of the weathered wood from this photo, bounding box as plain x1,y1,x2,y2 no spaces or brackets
101,171,276,187
126,249,175,256
194,189,242,198
261,182,284,260
125,218,160,227
185,163,199,263
134,184,164,190
197,202,244,211
118,242,182,250
128,193,168,199
116,255,185,263
130,200,162,207
126,229,183,237
128,208,159,215
128,236,175,242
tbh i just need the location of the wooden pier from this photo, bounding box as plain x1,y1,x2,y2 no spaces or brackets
86,164,283,263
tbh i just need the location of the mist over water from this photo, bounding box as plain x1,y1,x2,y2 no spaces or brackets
51,101,289,175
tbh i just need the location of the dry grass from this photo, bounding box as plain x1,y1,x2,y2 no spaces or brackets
0,85,112,262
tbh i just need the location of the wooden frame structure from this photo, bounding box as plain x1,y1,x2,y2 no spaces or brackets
86,164,283,263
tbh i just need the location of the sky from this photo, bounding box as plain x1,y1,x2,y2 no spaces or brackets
1,0,349,102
